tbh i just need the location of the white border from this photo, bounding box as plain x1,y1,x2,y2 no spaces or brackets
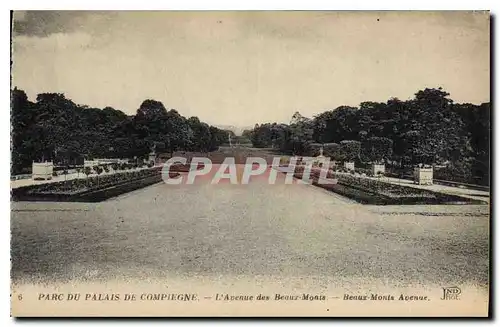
2,1,497,326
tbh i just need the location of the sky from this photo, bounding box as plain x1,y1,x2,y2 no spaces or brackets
12,11,490,127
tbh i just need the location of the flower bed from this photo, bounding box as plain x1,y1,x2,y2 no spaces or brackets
291,166,486,205
11,167,169,202
168,163,206,173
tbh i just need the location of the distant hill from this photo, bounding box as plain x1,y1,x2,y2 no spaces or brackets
214,125,252,136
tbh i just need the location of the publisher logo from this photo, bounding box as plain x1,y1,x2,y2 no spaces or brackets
441,286,461,300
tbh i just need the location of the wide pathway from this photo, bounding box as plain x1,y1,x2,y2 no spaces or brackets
11,175,489,292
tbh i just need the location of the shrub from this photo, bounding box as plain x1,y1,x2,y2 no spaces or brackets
323,143,341,161
361,137,393,164
339,140,361,162
95,166,103,175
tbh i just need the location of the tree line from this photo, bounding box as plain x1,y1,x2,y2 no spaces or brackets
11,88,230,174
243,88,490,185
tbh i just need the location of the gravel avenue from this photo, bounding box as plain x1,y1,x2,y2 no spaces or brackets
11,173,489,290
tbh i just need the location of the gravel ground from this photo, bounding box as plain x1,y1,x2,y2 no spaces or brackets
11,178,489,290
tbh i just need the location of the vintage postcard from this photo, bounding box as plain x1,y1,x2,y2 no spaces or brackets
10,11,490,317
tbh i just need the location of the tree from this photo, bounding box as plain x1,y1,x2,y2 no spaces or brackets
135,99,168,120
361,137,393,164
209,126,229,151
10,86,488,185
399,88,466,166
83,166,92,186
62,166,69,182
93,165,103,186
289,112,313,155
187,116,211,153
242,87,488,184
323,143,342,161
160,110,192,154
339,140,361,162
11,88,228,175
34,93,80,162
312,106,358,144
452,102,490,184
11,88,35,174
